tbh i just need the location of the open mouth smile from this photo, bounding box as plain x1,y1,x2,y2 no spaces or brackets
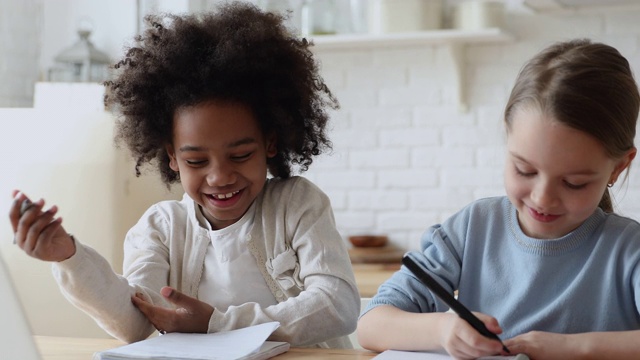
210,190,240,200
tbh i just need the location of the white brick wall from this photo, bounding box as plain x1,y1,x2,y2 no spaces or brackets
305,3,640,251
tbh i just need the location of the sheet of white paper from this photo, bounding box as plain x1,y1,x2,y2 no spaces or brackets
373,349,527,360
373,350,450,360
96,321,281,360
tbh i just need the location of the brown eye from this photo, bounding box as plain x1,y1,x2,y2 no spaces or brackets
186,159,207,166
231,152,252,161
515,167,535,177
564,181,586,190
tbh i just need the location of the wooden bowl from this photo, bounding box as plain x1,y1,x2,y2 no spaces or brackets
349,235,388,248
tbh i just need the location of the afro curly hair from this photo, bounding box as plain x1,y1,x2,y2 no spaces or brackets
104,1,338,186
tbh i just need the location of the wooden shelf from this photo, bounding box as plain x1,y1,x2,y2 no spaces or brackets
308,28,513,50
523,0,640,12
308,28,514,112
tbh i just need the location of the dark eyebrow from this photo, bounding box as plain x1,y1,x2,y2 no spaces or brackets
228,137,257,148
178,137,257,152
509,151,598,176
178,145,205,152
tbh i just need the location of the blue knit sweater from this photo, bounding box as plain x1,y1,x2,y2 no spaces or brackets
364,196,640,338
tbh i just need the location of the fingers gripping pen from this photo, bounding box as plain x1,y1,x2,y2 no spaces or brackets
20,198,34,215
13,198,35,244
402,253,511,354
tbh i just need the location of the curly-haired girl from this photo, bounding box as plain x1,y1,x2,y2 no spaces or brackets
10,2,359,348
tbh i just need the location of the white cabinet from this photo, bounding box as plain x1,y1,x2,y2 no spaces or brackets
0,83,183,338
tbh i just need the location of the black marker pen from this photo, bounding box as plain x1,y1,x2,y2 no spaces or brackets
402,253,510,354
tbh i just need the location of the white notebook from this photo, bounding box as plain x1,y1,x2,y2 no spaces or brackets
374,349,529,360
93,321,289,360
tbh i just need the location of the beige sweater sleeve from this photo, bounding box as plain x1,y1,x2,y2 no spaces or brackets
52,241,159,343
52,204,176,343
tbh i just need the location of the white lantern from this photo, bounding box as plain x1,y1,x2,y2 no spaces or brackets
48,28,111,83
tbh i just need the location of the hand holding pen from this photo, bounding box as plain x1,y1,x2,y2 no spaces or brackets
403,253,512,357
9,190,76,262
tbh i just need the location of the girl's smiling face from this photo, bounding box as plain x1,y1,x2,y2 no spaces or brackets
504,106,633,239
167,101,276,230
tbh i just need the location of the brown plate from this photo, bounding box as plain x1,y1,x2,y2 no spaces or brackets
348,244,405,264
349,235,388,248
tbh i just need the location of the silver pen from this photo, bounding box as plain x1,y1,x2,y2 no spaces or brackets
20,198,34,215
14,198,35,244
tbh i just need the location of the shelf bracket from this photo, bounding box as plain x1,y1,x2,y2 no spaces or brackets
309,28,514,113
446,42,468,113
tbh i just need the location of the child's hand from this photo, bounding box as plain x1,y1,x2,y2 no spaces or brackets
504,331,572,360
9,190,76,262
132,286,214,334
440,311,505,359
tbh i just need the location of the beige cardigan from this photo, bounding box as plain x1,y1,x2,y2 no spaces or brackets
53,176,359,348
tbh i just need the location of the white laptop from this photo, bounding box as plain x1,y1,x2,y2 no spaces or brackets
0,250,42,360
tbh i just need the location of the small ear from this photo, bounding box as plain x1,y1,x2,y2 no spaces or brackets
610,147,637,184
266,133,277,158
166,144,179,171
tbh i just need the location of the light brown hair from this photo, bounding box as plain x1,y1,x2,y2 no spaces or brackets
504,39,640,212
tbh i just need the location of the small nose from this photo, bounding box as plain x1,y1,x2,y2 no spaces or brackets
206,161,236,187
531,179,557,210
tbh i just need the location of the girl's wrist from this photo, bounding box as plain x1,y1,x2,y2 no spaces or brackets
60,233,77,262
